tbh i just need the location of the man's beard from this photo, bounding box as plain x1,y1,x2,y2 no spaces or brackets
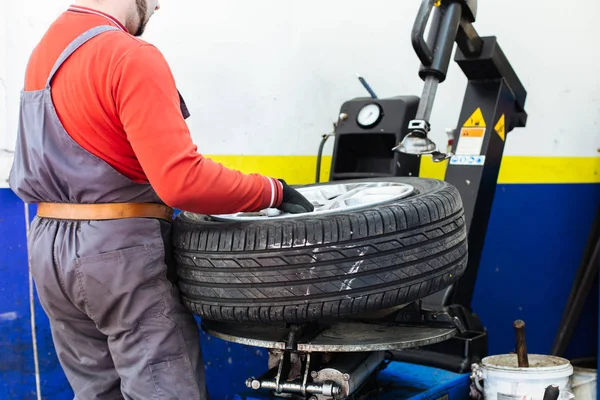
134,0,149,37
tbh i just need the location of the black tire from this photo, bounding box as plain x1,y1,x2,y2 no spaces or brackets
172,177,467,323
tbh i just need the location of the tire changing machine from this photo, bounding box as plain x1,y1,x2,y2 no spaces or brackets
205,0,528,398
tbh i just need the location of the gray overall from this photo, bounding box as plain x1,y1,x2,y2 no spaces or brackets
9,25,208,399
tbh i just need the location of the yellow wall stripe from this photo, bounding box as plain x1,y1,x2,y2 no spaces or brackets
206,155,332,184
206,155,600,185
420,156,600,183
499,156,600,184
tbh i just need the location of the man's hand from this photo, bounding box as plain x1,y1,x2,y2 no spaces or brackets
277,179,315,214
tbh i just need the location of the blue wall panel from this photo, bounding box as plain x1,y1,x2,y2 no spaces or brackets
198,327,269,400
472,183,600,357
1,182,598,398
0,190,36,399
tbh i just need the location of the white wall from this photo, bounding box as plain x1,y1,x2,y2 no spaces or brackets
0,4,11,187
0,5,6,148
0,0,599,183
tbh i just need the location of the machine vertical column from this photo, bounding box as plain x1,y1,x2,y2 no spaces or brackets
444,36,528,309
445,79,515,308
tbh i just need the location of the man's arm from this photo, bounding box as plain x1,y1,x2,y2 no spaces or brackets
111,44,283,214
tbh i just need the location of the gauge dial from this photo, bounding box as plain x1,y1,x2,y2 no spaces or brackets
356,103,383,128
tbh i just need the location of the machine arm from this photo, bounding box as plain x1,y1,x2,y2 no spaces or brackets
394,0,482,159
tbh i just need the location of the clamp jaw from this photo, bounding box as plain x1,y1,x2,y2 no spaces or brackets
393,0,481,162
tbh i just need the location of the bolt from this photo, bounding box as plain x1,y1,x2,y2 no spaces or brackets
246,379,261,390
342,373,350,381
339,113,348,121
311,371,318,379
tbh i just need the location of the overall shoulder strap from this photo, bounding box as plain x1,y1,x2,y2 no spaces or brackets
46,25,121,88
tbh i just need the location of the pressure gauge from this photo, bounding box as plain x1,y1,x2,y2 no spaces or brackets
356,103,383,128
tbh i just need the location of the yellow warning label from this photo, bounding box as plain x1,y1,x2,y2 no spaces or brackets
464,107,486,128
495,114,506,141
455,127,486,155
460,127,486,138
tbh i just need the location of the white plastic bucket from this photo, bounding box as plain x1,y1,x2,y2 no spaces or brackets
471,354,574,400
571,361,597,400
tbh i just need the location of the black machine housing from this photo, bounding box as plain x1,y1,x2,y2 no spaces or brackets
329,96,421,181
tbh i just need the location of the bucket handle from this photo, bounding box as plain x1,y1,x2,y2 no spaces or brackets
470,363,484,393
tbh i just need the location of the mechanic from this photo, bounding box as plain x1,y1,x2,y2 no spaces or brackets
8,0,314,399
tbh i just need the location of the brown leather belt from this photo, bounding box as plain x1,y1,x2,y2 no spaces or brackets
37,202,174,222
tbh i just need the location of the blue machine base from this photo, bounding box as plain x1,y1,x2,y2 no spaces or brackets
234,361,471,400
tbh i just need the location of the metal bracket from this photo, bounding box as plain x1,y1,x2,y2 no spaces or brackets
408,119,431,133
430,151,453,162
246,351,342,399
389,301,467,333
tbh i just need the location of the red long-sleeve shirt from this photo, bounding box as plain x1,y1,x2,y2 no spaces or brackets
24,5,283,214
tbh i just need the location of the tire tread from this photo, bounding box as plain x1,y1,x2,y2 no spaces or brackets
172,178,468,323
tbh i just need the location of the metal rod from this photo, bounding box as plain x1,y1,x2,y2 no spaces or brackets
247,379,339,396
302,354,311,396
514,320,529,367
456,21,484,57
553,237,600,355
274,350,289,392
551,206,600,356
415,76,439,121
